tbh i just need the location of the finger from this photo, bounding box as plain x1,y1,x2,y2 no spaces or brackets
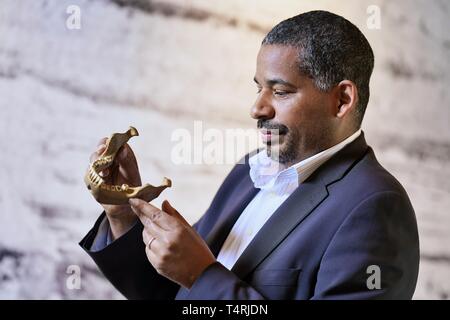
142,226,159,246
142,228,151,245
143,234,163,255
118,163,141,186
89,141,107,164
129,198,178,230
145,245,160,269
96,145,111,176
162,200,190,227
96,144,107,154
89,150,104,165
144,236,166,261
118,143,136,161
89,145,111,179
97,137,108,147
133,207,171,240
130,198,163,229
130,198,159,225
143,229,160,251
89,150,101,164
142,228,149,245
115,144,142,186
115,144,138,167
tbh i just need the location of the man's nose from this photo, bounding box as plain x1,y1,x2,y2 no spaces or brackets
250,93,275,120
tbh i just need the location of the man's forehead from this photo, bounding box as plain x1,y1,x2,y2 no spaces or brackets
257,45,299,67
255,45,303,85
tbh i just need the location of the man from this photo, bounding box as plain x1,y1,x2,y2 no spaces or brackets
80,10,419,299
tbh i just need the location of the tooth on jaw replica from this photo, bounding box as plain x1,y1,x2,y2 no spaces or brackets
84,126,172,205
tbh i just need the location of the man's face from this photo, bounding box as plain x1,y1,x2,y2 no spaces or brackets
252,45,338,166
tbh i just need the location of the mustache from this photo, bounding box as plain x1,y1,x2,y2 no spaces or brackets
257,120,289,135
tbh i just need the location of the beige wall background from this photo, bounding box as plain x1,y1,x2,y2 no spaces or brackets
0,0,449,299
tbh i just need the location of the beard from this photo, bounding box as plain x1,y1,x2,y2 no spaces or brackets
266,130,300,166
258,119,299,166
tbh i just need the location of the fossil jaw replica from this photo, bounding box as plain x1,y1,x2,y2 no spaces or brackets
84,126,171,205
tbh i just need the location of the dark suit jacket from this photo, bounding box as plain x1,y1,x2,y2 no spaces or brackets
80,132,420,299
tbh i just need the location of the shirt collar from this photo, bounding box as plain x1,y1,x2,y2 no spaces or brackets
249,129,362,195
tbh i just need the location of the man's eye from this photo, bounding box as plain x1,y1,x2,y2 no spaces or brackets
256,87,262,94
274,90,288,96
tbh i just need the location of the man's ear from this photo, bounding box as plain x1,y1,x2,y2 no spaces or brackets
335,80,358,119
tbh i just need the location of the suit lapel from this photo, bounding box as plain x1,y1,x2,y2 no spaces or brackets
231,133,370,279
206,175,259,257
231,181,328,279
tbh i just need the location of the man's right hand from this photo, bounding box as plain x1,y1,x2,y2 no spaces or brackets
89,138,142,240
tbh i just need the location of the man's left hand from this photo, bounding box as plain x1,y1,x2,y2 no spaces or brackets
129,198,216,289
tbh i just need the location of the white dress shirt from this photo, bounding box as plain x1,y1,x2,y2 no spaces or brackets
216,129,362,270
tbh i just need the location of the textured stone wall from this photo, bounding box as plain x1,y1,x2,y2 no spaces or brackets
0,0,449,299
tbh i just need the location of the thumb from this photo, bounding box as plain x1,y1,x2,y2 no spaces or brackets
162,200,190,227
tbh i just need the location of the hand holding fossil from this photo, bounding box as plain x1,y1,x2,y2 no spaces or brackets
86,126,171,239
